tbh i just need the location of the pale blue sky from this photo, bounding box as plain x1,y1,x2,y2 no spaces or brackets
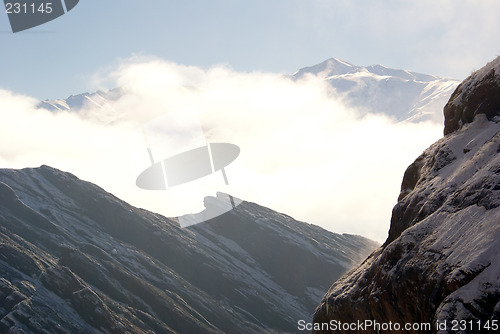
1,0,499,99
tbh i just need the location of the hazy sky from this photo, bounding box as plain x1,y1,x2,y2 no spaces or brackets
0,0,499,99
0,1,499,243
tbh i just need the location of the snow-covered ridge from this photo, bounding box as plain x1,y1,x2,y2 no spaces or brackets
293,58,440,82
38,88,123,112
292,58,459,123
37,88,125,124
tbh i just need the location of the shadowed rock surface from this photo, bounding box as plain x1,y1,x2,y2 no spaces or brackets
444,58,500,135
313,56,500,333
0,166,377,333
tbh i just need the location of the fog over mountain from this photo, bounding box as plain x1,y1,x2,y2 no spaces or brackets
40,58,459,124
24,58,457,242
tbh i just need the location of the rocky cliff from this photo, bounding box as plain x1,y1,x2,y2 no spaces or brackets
313,57,500,333
0,166,378,333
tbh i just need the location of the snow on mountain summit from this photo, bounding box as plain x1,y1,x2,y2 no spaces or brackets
37,88,124,123
292,58,459,123
292,58,359,77
294,58,441,83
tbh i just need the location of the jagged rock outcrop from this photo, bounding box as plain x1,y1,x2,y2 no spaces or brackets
0,166,378,333
444,57,500,135
313,56,500,333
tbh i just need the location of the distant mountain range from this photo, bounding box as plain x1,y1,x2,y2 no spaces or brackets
0,166,377,333
313,57,500,333
39,59,459,125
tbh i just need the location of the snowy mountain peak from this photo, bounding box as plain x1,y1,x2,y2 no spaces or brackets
292,58,359,78
294,58,445,83
292,58,459,123
38,88,123,113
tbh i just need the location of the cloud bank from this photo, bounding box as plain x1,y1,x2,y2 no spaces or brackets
0,58,443,242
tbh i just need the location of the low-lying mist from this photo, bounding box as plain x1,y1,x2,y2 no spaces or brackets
0,57,443,242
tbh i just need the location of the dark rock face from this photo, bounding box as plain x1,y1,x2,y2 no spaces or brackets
0,166,378,333
444,56,500,135
313,58,500,333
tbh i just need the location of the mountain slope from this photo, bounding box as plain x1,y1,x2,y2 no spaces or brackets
313,57,500,333
0,166,377,333
292,58,459,123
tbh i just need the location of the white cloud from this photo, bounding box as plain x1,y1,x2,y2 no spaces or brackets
0,59,443,243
